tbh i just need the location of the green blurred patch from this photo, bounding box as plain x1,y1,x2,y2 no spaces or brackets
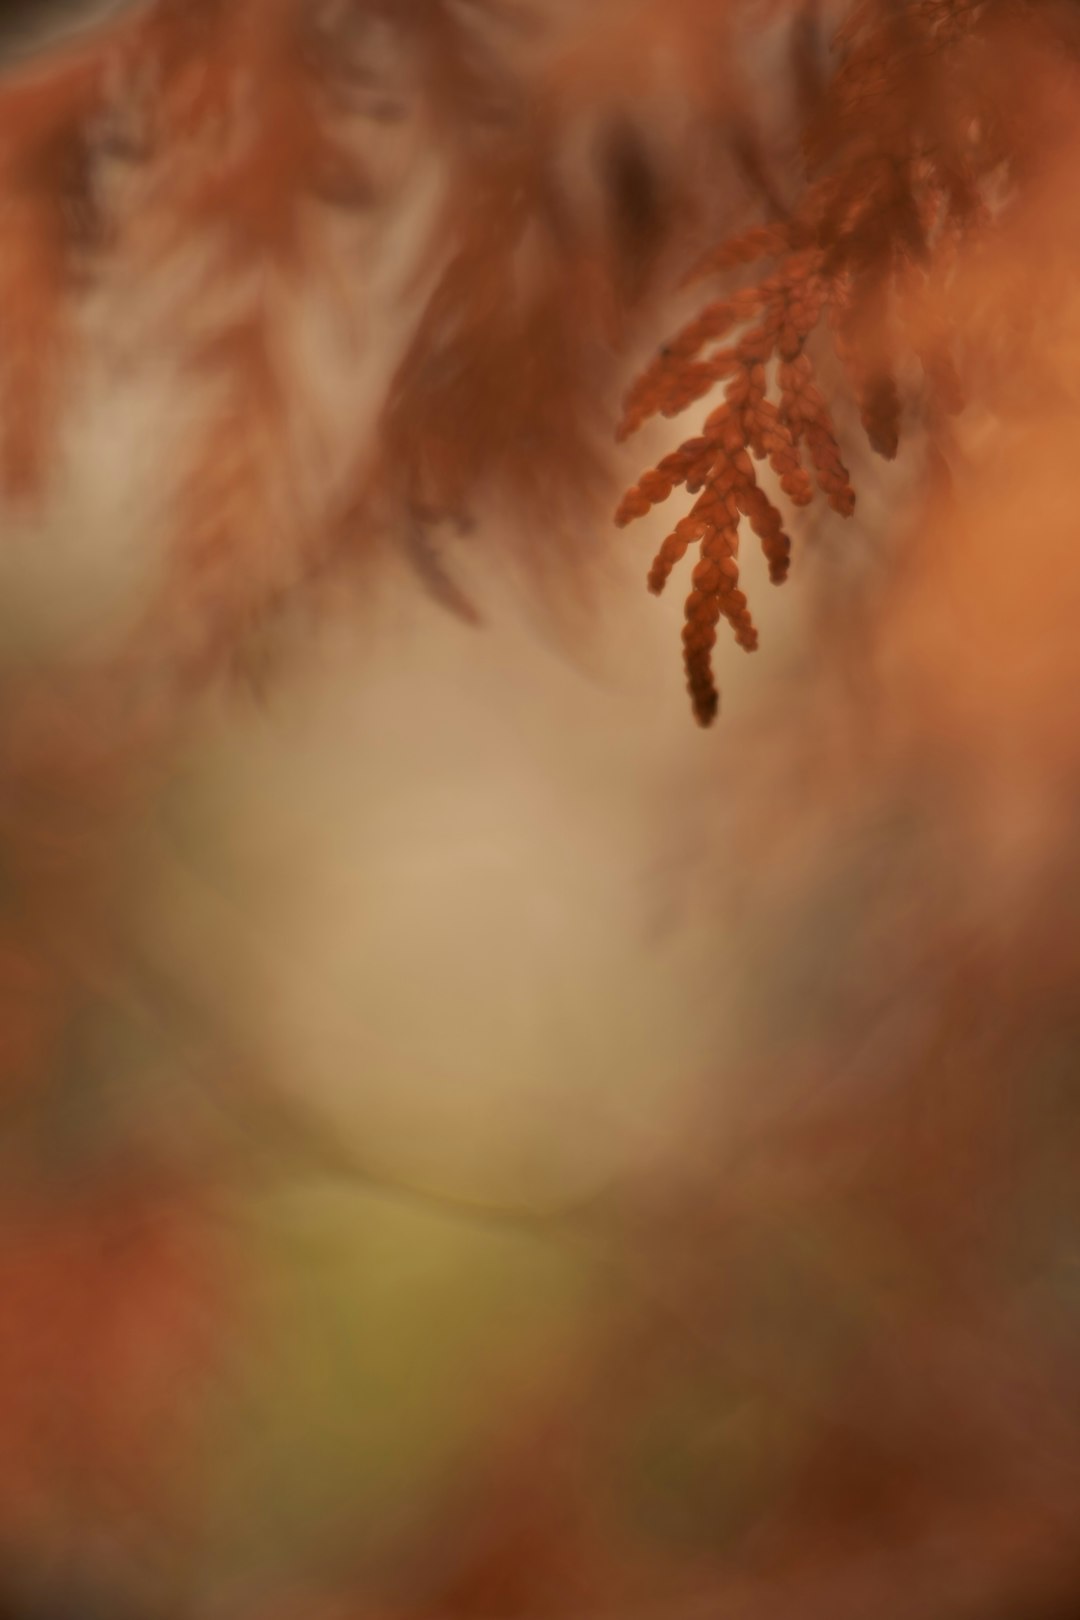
199,1179,594,1582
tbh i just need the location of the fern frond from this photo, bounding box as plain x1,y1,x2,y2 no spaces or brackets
614,0,1049,724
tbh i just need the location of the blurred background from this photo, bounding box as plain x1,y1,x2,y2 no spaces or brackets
0,4,1079,1620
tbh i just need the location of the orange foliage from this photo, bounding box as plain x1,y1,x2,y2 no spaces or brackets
615,0,1079,721
1,2,1080,1614
0,1169,233,1550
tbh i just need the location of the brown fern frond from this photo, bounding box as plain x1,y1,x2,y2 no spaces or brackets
0,0,371,517
380,136,620,540
617,376,814,722
373,0,775,555
680,221,793,286
617,244,845,722
161,319,292,678
95,0,378,280
616,288,760,440
614,0,1040,724
0,33,120,496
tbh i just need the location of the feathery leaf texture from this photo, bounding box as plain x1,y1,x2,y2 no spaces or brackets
0,0,715,697
0,0,1068,722
612,0,1047,723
